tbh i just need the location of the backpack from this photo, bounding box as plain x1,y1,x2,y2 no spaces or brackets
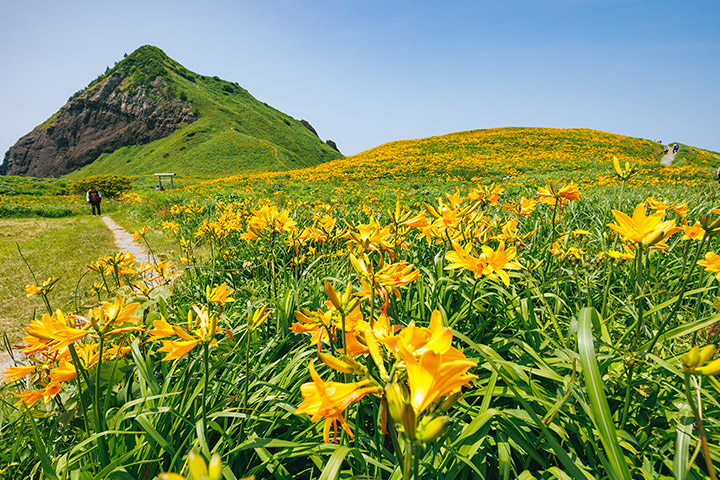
89,190,100,202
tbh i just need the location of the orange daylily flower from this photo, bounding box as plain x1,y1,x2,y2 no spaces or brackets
3,365,37,382
537,183,581,206
681,222,705,241
295,360,379,443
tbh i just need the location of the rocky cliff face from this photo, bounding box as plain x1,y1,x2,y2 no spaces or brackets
2,71,197,177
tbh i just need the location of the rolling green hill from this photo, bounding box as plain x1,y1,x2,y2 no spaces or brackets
237,127,720,189
57,46,342,183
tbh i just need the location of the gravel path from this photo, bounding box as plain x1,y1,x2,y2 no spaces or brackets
1,215,150,375
101,215,154,265
661,146,677,166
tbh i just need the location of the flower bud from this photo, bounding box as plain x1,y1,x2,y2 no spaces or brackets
695,358,720,376
423,202,440,219
699,345,716,365
642,228,666,248
682,346,700,368
208,453,223,480
438,391,460,412
385,383,408,425
339,354,366,375
158,474,185,480
208,314,218,339
416,415,450,443
188,450,208,479
319,352,355,374
325,281,343,312
401,402,417,439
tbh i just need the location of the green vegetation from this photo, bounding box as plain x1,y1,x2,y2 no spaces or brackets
0,217,115,343
68,174,132,198
62,46,342,184
0,176,68,196
3,127,720,477
2,168,720,477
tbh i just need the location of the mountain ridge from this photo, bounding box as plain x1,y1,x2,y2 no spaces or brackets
2,45,342,178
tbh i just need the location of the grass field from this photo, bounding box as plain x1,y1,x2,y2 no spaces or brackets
2,128,720,479
0,216,116,343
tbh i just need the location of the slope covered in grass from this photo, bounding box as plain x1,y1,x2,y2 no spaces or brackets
238,127,719,188
62,46,341,183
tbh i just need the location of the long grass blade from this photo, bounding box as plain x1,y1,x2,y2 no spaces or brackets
673,404,693,480
318,445,351,480
577,307,631,480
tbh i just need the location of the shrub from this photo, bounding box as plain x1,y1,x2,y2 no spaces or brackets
69,174,132,198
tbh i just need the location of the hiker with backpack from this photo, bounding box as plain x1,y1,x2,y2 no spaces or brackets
86,186,102,216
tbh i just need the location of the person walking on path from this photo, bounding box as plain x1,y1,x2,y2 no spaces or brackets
86,186,102,216
673,144,680,154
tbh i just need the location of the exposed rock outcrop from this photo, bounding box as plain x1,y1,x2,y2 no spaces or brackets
2,70,196,177
325,140,340,153
300,119,319,137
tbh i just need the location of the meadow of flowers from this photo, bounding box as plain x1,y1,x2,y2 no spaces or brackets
206,127,719,191
3,140,720,478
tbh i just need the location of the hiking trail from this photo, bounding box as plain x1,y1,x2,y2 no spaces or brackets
0,216,152,375
661,146,677,166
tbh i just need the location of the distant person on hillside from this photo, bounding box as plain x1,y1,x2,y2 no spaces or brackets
673,144,680,154
716,166,720,184
664,146,669,155
86,186,102,216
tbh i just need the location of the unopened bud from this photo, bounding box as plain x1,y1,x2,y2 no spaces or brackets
642,229,666,248
438,391,461,412
416,415,450,443
385,383,408,426
342,283,354,305
339,354,366,374
696,358,720,376
208,453,223,480
88,310,102,334
209,314,218,338
423,202,440,219
319,352,355,374
188,450,208,480
324,281,343,312
401,402,417,439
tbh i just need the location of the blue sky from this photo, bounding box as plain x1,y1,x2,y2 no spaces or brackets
1,0,718,162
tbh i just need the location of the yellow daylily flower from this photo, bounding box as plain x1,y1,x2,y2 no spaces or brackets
698,252,720,281
2,365,37,382
682,345,720,376
681,222,706,241
295,360,379,443
206,283,235,304
608,203,680,248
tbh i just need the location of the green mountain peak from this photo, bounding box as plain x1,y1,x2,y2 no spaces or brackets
3,46,342,179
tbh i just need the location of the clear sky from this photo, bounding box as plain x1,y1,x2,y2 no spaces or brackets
1,0,718,162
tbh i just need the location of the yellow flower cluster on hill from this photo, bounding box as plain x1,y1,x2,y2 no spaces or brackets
195,127,719,192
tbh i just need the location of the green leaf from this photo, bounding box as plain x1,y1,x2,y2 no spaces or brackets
577,307,631,480
639,313,720,352
673,403,693,480
318,445,351,480
24,409,58,480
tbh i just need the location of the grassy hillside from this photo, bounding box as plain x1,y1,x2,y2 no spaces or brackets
64,46,341,184
245,127,720,186
175,127,720,214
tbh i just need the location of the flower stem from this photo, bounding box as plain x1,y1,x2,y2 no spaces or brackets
646,234,707,353
684,373,717,480
202,342,209,441
93,336,110,469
